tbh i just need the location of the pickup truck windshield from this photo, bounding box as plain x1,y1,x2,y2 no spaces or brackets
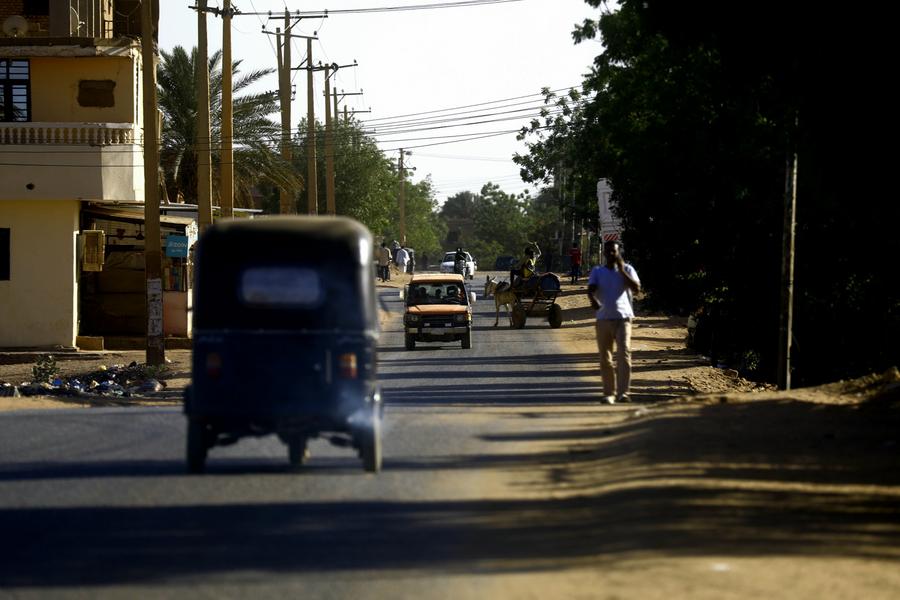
407,283,467,305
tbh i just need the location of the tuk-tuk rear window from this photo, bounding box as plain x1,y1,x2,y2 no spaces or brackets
240,267,322,307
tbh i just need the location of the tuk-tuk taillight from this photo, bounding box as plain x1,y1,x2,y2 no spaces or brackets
339,353,358,379
206,352,222,378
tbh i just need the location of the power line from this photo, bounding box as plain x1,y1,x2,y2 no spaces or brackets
229,0,524,17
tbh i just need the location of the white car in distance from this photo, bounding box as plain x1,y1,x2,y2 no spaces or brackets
439,251,477,279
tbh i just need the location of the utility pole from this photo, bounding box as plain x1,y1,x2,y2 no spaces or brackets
277,10,293,214
398,149,414,245
268,22,317,215
778,117,799,390
334,88,363,123
305,39,318,215
141,0,164,365
195,0,213,230
324,64,335,215
219,0,234,218
291,54,357,216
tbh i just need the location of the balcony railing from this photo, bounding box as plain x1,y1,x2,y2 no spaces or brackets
0,122,138,145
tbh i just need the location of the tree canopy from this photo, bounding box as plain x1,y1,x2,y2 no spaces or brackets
514,0,897,384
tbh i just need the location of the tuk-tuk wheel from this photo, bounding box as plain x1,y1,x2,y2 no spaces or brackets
186,420,209,474
548,303,563,328
461,332,472,349
288,437,310,468
405,335,416,351
359,414,382,473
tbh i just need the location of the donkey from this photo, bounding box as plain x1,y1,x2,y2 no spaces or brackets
484,275,518,327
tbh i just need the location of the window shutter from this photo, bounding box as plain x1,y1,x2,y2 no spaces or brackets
82,230,106,271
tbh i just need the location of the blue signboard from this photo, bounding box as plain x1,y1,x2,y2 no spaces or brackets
165,234,190,258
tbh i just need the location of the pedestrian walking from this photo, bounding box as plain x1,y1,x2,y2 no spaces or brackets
395,246,410,278
587,240,641,404
377,241,392,282
568,242,582,284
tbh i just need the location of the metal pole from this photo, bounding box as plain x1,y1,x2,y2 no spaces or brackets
777,118,799,390
141,0,165,365
219,0,234,218
195,0,213,230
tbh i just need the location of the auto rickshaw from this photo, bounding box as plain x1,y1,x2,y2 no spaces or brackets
183,216,383,473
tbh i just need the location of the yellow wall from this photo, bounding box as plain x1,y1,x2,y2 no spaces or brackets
31,56,136,124
0,201,80,348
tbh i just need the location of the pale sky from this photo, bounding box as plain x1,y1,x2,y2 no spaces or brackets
158,0,605,203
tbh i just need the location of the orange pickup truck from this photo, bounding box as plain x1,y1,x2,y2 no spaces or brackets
403,273,475,350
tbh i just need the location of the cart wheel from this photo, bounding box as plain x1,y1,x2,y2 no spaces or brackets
462,331,473,349
288,437,309,468
512,305,527,329
186,420,208,474
405,335,416,350
359,412,383,473
548,303,563,328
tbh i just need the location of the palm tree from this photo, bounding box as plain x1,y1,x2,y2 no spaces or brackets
157,45,301,208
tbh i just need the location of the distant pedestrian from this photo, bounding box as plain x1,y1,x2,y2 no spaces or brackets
568,242,582,284
395,246,410,277
377,241,392,282
421,252,428,271
587,240,641,404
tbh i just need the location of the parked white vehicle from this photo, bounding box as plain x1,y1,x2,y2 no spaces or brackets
439,251,477,279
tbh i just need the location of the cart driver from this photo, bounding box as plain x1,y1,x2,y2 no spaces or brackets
512,243,541,291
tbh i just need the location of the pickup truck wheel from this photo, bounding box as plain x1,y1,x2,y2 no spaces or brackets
405,335,416,350
462,331,473,349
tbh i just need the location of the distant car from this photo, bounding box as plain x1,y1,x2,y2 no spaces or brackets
439,251,477,279
494,255,517,271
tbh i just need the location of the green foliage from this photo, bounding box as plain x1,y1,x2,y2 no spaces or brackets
513,0,898,384
32,355,59,383
157,45,301,207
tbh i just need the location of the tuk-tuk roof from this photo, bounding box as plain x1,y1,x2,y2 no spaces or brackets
410,273,465,284
209,215,371,243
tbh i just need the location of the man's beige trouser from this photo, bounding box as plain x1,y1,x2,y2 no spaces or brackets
595,318,632,398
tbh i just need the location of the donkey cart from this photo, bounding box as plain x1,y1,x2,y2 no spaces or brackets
510,272,563,329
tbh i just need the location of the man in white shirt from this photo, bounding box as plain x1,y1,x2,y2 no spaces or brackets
587,240,641,404
395,246,410,277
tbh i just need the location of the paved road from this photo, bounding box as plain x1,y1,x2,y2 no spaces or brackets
0,275,625,598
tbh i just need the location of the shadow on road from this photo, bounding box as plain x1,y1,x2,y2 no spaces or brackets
1,399,898,588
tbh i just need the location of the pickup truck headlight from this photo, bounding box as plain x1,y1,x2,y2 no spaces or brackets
405,314,420,324
454,314,468,323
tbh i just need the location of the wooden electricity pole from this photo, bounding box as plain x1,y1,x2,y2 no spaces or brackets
398,148,407,245
141,0,164,365
305,39,318,215
277,10,294,214
195,0,213,230
324,64,335,215
219,0,234,218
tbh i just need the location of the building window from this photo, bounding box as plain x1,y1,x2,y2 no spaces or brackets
0,228,10,281
78,80,116,107
0,60,30,122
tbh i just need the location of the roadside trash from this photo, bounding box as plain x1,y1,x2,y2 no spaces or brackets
140,379,163,393
0,383,21,398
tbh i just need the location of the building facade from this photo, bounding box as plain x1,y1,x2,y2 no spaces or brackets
0,0,156,347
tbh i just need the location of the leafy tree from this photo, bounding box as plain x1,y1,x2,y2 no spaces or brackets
157,45,301,207
514,0,898,383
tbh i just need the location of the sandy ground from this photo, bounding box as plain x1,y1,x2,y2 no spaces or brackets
2,272,899,596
